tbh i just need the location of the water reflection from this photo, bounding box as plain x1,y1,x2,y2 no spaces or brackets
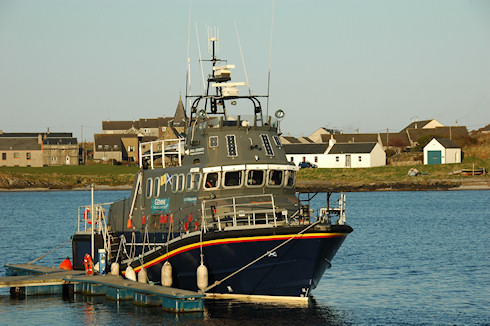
1,294,347,325
201,298,348,325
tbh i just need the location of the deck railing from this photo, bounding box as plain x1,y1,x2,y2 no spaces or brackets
139,138,184,169
201,194,282,231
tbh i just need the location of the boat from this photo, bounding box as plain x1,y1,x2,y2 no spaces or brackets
71,35,353,302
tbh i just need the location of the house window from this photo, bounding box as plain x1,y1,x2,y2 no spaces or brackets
97,145,103,149
2,153,6,160
104,145,109,149
14,152,19,158
314,156,318,163
144,128,150,133
358,156,362,162
113,145,119,149
290,157,294,162
26,152,31,160
128,146,135,152
51,156,57,161
335,156,339,162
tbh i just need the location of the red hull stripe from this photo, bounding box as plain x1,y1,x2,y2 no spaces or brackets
126,232,348,273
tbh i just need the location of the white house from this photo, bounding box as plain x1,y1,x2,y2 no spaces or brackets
325,142,386,168
283,143,330,167
423,138,461,165
284,141,386,168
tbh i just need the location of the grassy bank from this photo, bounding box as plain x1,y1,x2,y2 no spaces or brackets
297,156,489,183
0,165,139,189
0,157,488,190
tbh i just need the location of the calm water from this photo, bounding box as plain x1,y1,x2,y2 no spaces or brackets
0,190,488,325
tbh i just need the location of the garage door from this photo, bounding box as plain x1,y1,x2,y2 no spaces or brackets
428,150,442,165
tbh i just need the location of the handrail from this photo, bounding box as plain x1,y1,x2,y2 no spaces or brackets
139,138,184,169
201,194,280,231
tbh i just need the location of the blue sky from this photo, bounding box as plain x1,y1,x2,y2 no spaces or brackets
1,0,489,141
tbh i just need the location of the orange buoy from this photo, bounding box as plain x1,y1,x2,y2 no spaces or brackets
84,254,94,275
59,257,73,270
127,218,133,229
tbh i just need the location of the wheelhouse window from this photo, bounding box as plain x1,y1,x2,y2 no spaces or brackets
268,170,283,187
171,175,178,192
358,156,362,162
1,153,6,160
189,173,201,191
223,171,243,188
26,152,31,160
204,172,219,190
14,152,19,159
286,171,296,188
146,178,153,198
178,174,184,192
154,177,160,197
246,170,264,187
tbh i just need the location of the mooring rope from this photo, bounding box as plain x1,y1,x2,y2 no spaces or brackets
28,238,72,265
202,219,321,293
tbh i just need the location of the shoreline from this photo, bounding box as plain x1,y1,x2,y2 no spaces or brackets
0,181,488,192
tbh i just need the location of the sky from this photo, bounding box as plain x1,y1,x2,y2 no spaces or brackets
1,0,489,141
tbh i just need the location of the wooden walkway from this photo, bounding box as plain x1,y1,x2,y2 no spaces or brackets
2,263,203,312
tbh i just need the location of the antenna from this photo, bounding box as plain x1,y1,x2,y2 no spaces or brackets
195,22,206,93
234,21,251,95
185,0,192,112
266,0,275,117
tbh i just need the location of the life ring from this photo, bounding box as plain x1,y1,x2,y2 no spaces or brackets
84,253,94,275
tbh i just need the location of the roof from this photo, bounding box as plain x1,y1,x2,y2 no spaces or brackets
138,118,159,128
0,132,73,138
283,143,330,154
102,120,139,131
0,138,42,150
94,134,125,147
320,133,379,143
400,120,437,132
280,136,301,144
328,142,378,154
407,126,468,144
298,137,314,143
431,137,460,148
43,138,78,145
173,97,187,125
378,132,410,147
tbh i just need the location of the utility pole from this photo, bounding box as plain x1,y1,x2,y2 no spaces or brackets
81,125,84,165
386,128,389,150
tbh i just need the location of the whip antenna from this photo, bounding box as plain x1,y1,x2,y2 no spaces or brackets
195,22,206,93
234,21,251,95
266,0,275,117
185,0,192,112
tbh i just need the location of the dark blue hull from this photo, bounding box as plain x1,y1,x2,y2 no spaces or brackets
122,225,352,298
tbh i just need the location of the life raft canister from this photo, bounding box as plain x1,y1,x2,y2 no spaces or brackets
59,257,73,270
84,253,94,275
